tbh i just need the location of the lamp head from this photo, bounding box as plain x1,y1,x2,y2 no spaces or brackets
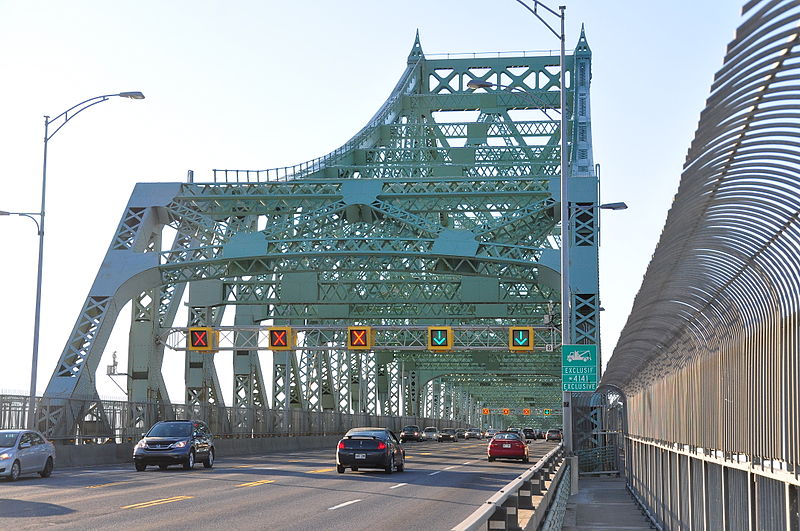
599,202,628,211
118,91,145,100
466,80,494,90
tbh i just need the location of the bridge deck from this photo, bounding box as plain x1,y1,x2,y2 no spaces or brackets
561,477,653,530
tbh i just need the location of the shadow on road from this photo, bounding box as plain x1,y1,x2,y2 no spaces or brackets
0,498,75,518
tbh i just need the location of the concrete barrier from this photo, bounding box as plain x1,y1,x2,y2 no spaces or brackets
54,435,343,469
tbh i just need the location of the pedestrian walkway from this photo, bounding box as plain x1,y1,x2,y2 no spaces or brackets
561,477,654,530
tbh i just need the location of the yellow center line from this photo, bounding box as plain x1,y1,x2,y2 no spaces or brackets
309,467,335,474
87,481,129,489
236,479,276,487
232,464,258,468
287,459,303,462
419,452,432,455
121,496,193,509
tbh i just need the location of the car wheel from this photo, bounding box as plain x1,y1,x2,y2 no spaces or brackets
159,465,169,470
135,462,147,472
203,448,214,469
385,456,394,474
8,460,20,481
39,457,53,478
523,457,530,463
397,457,405,472
183,449,195,470
488,456,495,462
337,464,345,474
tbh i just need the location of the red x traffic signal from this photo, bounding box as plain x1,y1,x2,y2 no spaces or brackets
268,327,294,351
347,326,373,350
188,327,218,352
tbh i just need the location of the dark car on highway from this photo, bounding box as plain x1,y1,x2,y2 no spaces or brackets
337,427,405,474
437,428,458,442
522,428,536,441
133,420,214,471
400,425,422,442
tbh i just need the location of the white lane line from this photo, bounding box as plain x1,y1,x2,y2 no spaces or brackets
428,470,442,476
389,483,408,489
328,499,362,511
463,461,473,465
443,466,457,470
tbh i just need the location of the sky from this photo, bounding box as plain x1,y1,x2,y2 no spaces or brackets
0,1,742,403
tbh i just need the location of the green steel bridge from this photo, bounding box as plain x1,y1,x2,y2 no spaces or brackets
33,29,602,445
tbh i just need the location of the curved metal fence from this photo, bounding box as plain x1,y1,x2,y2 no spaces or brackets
602,1,800,527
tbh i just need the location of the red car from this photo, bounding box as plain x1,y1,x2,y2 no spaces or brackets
487,431,529,463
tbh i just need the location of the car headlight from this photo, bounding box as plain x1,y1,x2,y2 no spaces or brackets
0,452,11,460
171,441,188,448
135,440,146,449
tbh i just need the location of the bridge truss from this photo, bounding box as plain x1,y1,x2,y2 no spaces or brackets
38,31,600,440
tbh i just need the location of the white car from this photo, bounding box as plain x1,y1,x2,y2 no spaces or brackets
421,426,438,441
0,429,56,481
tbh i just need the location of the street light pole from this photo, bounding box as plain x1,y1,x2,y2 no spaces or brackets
2,91,144,429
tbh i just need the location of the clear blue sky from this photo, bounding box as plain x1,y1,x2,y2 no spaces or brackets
0,1,741,401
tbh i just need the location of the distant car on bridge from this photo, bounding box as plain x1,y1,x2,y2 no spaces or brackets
437,428,458,442
465,427,483,439
399,425,422,442
0,429,55,481
421,426,438,441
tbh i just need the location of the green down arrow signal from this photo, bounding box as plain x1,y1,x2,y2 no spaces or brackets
514,331,529,346
432,331,447,345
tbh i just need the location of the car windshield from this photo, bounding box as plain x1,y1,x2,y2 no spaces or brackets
148,423,192,437
401,426,417,432
424,428,437,432
0,432,19,448
468,428,480,432
442,429,455,434
345,430,385,438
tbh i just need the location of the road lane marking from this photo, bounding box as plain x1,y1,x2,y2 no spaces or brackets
389,483,408,489
288,459,303,462
233,464,258,468
121,496,193,509
87,481,129,489
328,499,362,510
463,461,473,465
236,479,276,487
428,471,442,476
419,452,432,455
443,466,456,470
309,467,335,474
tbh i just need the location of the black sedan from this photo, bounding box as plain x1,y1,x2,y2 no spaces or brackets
437,428,458,442
337,427,405,474
400,425,422,442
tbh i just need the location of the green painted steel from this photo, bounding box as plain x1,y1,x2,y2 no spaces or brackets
38,31,599,437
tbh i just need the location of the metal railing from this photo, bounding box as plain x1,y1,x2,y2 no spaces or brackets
601,1,800,528
0,394,458,444
454,444,566,531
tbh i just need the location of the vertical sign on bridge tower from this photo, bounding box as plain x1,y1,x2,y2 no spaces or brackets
562,344,598,392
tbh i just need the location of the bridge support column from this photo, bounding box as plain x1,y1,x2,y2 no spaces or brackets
232,305,266,434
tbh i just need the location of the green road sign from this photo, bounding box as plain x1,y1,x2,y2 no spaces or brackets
562,344,598,392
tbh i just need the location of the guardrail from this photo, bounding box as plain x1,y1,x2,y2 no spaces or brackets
454,443,567,531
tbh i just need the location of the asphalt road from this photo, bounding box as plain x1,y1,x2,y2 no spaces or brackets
0,438,558,530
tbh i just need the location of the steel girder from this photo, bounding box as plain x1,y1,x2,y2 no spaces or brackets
38,32,599,439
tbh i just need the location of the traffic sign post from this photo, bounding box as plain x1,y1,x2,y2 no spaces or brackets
561,344,598,392
427,326,453,351
508,326,534,351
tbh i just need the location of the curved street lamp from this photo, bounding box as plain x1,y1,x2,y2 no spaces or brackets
0,91,145,429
